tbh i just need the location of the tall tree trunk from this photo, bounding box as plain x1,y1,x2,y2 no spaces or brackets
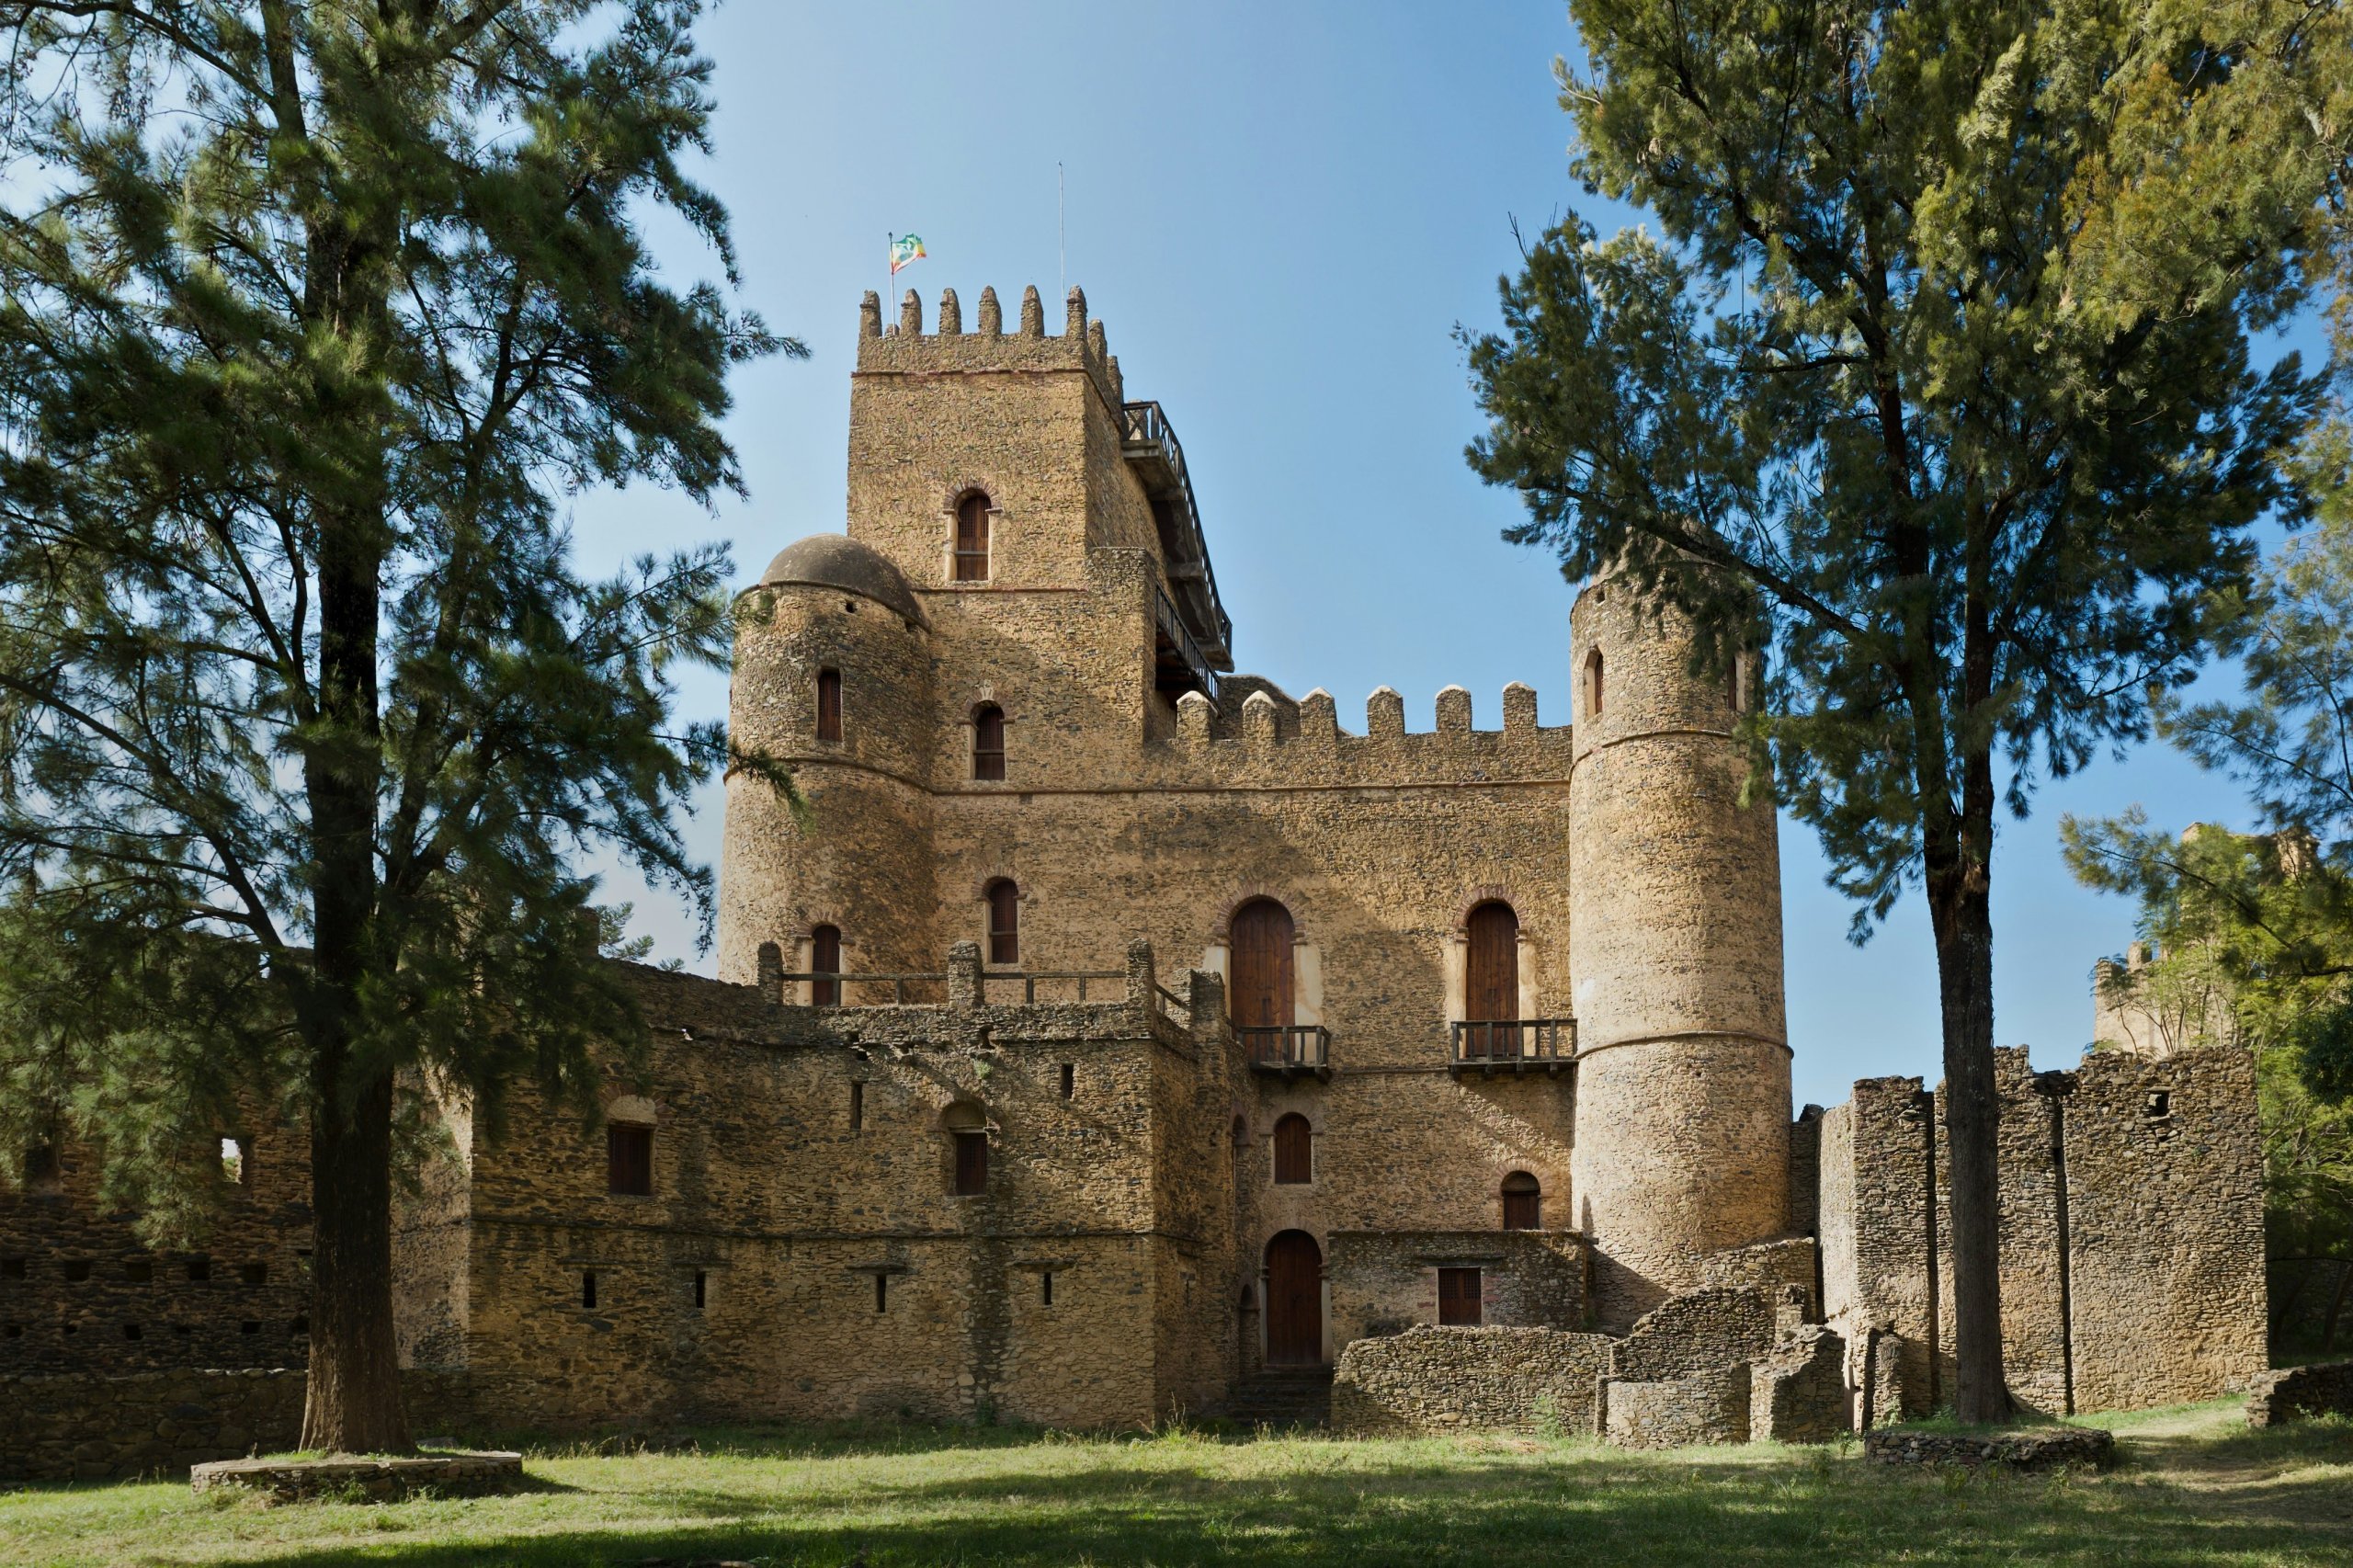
1927,845,2008,1425
301,1056,407,1452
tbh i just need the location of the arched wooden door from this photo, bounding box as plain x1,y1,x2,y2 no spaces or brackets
1465,901,1519,1056
1264,1230,1324,1366
1230,899,1295,1031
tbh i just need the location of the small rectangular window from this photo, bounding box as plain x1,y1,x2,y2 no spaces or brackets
693,1270,708,1310
953,1130,988,1196
874,1273,888,1313
582,1270,598,1310
25,1142,59,1191
239,1262,267,1286
2145,1090,2173,1119
63,1259,91,1282
816,668,843,742
0,1257,23,1280
219,1136,245,1185
850,1081,865,1131
608,1123,654,1196
1042,1270,1054,1307
1438,1267,1483,1326
1060,1063,1074,1099
124,1258,153,1283
185,1257,211,1282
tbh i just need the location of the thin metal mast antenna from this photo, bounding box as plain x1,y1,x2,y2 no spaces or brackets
1058,164,1066,299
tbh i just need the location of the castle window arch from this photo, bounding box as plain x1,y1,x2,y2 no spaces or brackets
944,1101,989,1196
953,491,992,582
984,879,1019,965
1272,1113,1313,1185
1501,1171,1541,1230
816,666,843,742
810,923,842,1006
1584,647,1604,720
972,702,1006,781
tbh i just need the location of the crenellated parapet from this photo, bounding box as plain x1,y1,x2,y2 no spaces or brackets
857,284,1125,409
1164,680,1574,786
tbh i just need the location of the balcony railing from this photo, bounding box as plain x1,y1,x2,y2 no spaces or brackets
1153,583,1219,702
1240,1024,1332,1074
1449,1019,1575,1073
981,970,1123,1004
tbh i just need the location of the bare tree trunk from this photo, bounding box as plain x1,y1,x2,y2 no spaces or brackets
1927,856,2008,1426
301,1059,407,1453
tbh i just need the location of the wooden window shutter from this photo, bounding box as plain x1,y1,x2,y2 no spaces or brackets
1438,1267,1483,1326
985,880,1019,965
972,704,1006,780
954,494,991,581
953,1130,988,1196
607,1123,653,1196
810,924,841,1006
1502,1172,1541,1231
816,667,843,742
1272,1114,1312,1185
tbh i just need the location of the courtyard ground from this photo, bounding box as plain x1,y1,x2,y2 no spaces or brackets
0,1401,2347,1567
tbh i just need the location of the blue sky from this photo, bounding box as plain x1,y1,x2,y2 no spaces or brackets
574,1,2315,1111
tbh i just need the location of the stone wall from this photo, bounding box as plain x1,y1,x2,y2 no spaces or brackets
2245,1359,2353,1426
1331,1325,1612,1436
0,1368,304,1481
1750,1324,1847,1443
1812,1044,2267,1419
0,1118,313,1376
1698,1237,1818,1316
1602,1362,1751,1449
1610,1286,1774,1381
1326,1229,1588,1346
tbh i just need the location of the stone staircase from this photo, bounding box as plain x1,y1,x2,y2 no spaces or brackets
1220,1367,1334,1428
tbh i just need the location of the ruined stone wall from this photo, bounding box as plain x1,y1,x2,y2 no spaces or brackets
1602,1362,1752,1449
1325,1230,1588,1345
1815,1076,1939,1415
1610,1285,1775,1381
1750,1324,1847,1443
2064,1046,2267,1409
1332,1324,1613,1435
0,1120,313,1376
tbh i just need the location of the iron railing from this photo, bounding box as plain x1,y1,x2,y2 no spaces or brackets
1153,583,1219,702
1240,1024,1332,1072
1449,1018,1575,1068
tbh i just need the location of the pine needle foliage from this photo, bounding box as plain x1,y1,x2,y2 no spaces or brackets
0,0,794,1450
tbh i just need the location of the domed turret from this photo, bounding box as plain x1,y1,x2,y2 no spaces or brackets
716,532,938,989
1565,572,1790,1328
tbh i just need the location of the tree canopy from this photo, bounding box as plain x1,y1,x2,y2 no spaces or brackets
1465,0,2347,1419
0,0,790,1449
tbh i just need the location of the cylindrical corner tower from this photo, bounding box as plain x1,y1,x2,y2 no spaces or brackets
716,534,938,989
1565,573,1790,1329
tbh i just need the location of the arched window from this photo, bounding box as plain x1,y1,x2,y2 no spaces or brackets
816,667,843,742
972,703,1006,781
954,492,991,581
984,879,1019,965
1502,1171,1541,1230
1465,901,1519,1058
1230,1115,1248,1150
1272,1113,1313,1185
1584,647,1604,720
810,924,841,1006
945,1102,988,1196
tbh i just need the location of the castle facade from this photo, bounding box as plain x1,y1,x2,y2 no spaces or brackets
0,287,2268,1456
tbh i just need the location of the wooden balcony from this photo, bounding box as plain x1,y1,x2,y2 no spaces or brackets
1241,1025,1332,1079
1449,1019,1575,1075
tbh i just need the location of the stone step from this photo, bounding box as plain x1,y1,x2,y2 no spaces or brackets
1220,1368,1334,1426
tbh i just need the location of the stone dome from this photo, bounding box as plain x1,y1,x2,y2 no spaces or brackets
757,533,926,626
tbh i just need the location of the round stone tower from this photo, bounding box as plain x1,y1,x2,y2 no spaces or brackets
716,533,938,988
1565,571,1790,1329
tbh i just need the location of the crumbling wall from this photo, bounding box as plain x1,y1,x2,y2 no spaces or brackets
1603,1362,1751,1449
1326,1229,1588,1347
1331,1324,1612,1436
1750,1324,1847,1443
1610,1286,1773,1381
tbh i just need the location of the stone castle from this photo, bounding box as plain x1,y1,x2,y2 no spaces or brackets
0,285,2269,1466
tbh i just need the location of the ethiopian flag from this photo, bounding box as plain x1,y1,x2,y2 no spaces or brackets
890,233,926,275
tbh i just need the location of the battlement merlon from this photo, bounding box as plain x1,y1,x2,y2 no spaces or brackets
854,284,1233,673
1164,681,1576,784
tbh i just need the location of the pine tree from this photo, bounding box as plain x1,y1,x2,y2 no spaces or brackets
0,1,793,1451
1463,0,2344,1420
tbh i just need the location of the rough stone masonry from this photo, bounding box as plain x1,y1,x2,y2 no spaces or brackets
0,285,2268,1465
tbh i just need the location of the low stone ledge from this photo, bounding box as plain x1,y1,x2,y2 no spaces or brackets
2245,1361,2353,1427
1862,1426,2114,1471
189,1450,524,1504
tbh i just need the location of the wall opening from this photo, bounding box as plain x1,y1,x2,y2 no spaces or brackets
1272,1113,1313,1185
815,667,843,742
1438,1267,1483,1326
1502,1171,1541,1230
984,879,1019,965
239,1262,267,1285
849,1080,865,1131
1041,1270,1054,1307
1059,1063,1074,1099
874,1273,888,1313
1230,898,1297,1054
693,1270,708,1311
0,1258,20,1280
581,1271,598,1310
954,492,992,582
608,1122,654,1196
185,1257,210,1282
1584,647,1604,719
972,702,1006,780
811,924,842,1006
63,1259,90,1282
1464,901,1520,1055
124,1258,153,1283
946,1103,989,1197
219,1136,245,1185
2145,1090,2172,1119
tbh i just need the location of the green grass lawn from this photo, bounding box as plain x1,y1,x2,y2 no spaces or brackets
2,1402,2347,1567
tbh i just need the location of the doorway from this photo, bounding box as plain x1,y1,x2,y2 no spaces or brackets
1264,1230,1324,1366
